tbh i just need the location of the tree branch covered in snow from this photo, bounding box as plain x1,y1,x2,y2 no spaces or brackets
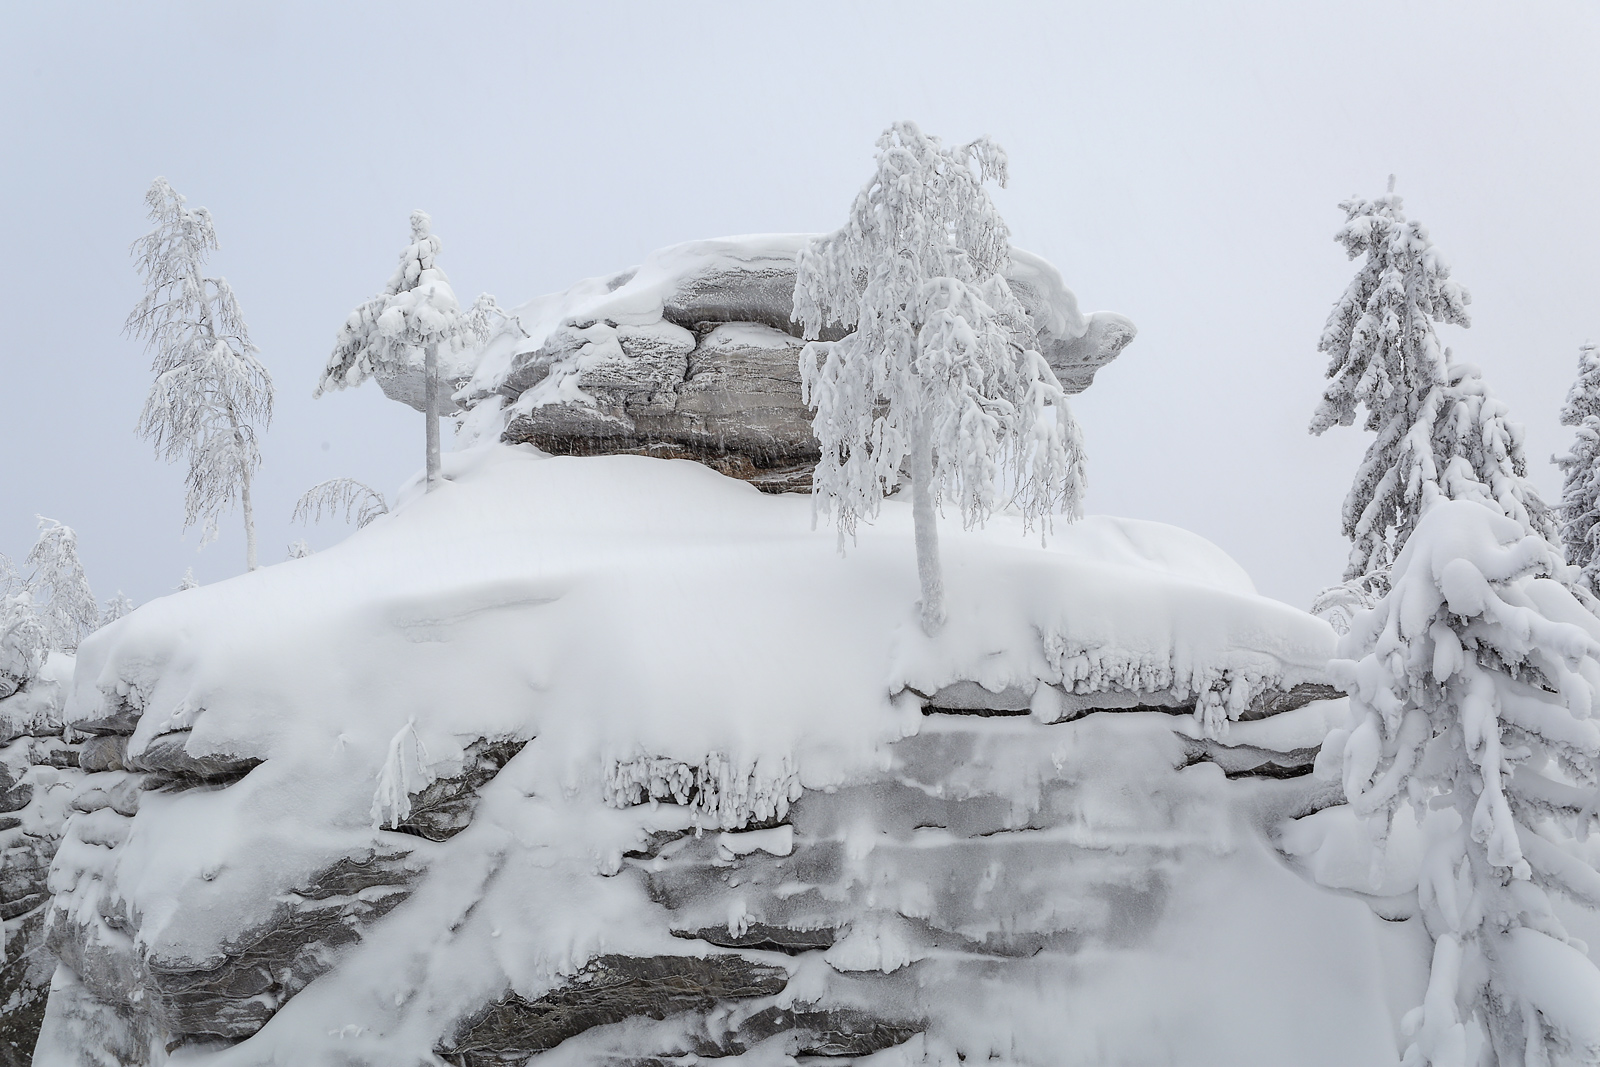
794,121,1086,634
292,478,389,530
126,178,274,570
1326,500,1600,1064
1310,189,1552,587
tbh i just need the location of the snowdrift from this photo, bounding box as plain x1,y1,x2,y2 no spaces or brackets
31,445,1413,1066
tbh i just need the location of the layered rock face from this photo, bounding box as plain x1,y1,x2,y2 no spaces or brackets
436,705,1347,1065
28,450,1407,1066
0,655,83,1067
445,236,1135,491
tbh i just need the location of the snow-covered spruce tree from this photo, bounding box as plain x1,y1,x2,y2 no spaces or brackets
794,121,1086,634
292,478,389,530
1556,342,1600,597
1310,186,1554,591
127,178,274,570
317,211,480,493
1331,499,1600,1064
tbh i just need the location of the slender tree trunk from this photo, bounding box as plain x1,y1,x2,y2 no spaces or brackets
909,413,945,635
228,411,258,572
425,343,441,492
241,469,258,571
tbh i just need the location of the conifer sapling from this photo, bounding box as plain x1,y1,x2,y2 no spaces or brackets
318,212,489,492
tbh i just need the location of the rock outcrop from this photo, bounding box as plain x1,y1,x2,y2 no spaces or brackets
442,236,1135,492
0,655,84,1067
21,450,1394,1066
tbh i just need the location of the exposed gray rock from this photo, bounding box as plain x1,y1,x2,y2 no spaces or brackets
0,725,87,1067
76,734,125,774
123,730,260,783
47,843,421,1048
469,236,1134,492
390,737,528,842
918,678,1337,724
441,955,791,1063
38,733,533,1055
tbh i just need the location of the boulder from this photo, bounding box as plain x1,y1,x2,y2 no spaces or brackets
451,236,1135,490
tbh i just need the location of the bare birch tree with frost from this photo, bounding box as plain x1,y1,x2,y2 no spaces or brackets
318,211,477,493
127,178,274,571
794,121,1086,635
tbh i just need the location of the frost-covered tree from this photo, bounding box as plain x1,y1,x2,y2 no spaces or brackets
1556,342,1600,597
794,121,1086,634
0,521,98,695
98,594,136,628
317,211,481,493
25,518,98,651
127,178,274,570
1329,500,1600,1064
292,478,389,530
287,540,313,560
177,568,199,592
1310,186,1555,589
0,555,46,698
461,292,522,347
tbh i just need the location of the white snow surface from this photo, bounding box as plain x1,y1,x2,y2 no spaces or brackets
43,444,1357,1065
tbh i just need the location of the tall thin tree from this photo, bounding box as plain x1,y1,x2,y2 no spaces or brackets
126,178,274,570
794,121,1086,635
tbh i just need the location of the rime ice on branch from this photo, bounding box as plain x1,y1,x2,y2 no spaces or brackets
1310,186,1552,589
794,121,1086,634
1328,500,1600,1065
126,178,274,570
292,478,389,530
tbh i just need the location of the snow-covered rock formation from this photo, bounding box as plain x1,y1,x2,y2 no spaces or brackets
397,236,1133,492
1,654,84,1067
24,444,1436,1066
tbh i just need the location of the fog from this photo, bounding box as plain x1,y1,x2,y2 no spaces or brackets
4,1,1597,609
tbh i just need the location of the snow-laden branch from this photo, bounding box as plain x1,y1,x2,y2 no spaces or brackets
292,478,390,530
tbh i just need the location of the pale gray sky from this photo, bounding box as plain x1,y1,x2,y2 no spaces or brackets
4,1,1598,609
